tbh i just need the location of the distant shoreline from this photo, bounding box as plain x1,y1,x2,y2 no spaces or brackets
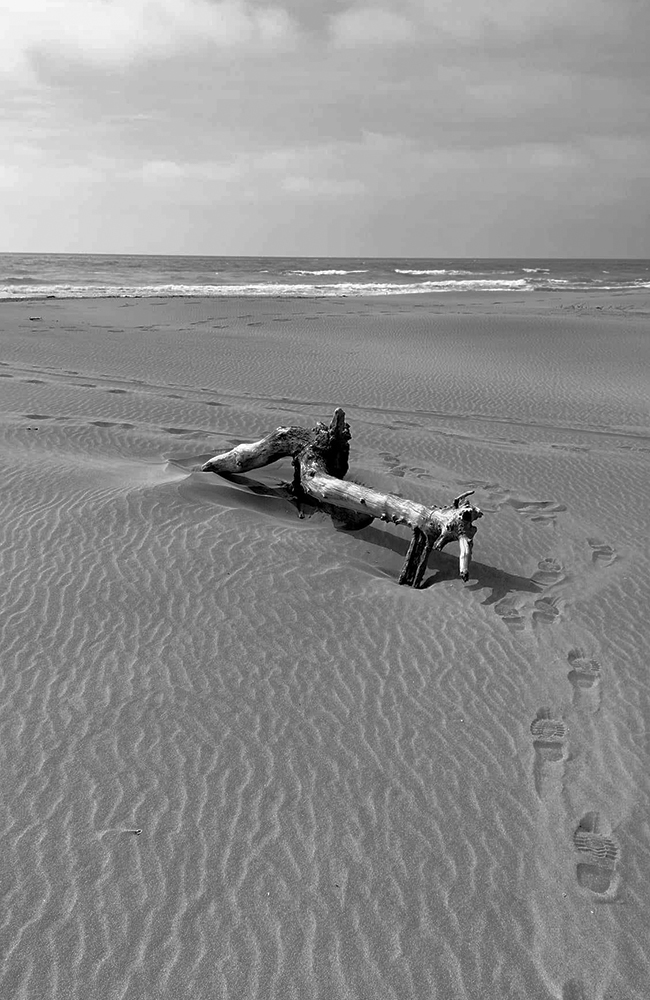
3,288,649,316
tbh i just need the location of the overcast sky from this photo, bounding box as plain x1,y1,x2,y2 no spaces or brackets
2,0,649,256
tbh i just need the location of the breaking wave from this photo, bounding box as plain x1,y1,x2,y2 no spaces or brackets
0,278,537,299
394,268,474,276
288,269,369,276
1,256,648,300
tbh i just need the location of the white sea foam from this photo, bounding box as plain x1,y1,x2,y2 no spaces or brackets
2,277,649,300
289,269,369,275
0,278,532,299
522,268,551,273
394,268,474,276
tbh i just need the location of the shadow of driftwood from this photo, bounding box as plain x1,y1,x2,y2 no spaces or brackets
463,564,542,603
177,467,302,521
188,469,541,601
344,522,540,601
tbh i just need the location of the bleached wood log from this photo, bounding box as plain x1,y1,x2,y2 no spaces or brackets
202,408,482,586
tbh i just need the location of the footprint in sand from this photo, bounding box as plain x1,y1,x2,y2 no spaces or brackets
567,649,602,712
574,812,619,897
379,452,407,478
530,708,567,798
494,596,526,631
532,595,563,626
531,557,565,587
562,981,588,1000
505,497,567,525
586,537,618,567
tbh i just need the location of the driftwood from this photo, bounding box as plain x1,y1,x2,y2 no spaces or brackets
202,408,483,587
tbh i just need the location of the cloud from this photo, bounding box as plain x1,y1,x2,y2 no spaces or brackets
281,176,366,196
330,7,416,47
128,147,368,199
328,0,627,51
0,0,298,79
136,157,244,186
1,0,649,254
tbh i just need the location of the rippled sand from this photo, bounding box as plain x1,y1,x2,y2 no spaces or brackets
1,293,649,999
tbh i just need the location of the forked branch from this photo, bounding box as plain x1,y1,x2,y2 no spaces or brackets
202,408,483,587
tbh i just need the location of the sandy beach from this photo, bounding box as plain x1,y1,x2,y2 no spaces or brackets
1,292,649,999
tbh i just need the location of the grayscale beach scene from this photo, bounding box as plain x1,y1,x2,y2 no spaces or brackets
1,2,649,999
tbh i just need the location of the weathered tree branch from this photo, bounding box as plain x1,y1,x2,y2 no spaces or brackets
202,408,483,587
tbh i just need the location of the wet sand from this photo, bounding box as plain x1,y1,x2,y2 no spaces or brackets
1,293,649,999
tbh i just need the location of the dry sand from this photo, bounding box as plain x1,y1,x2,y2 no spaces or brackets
1,292,649,999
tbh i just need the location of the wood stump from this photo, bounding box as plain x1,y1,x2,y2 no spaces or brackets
202,408,483,587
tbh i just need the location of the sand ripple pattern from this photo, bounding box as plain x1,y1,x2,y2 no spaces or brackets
0,449,556,998
1,297,649,1000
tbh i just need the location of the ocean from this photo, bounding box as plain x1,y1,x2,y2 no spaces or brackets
1,254,649,300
